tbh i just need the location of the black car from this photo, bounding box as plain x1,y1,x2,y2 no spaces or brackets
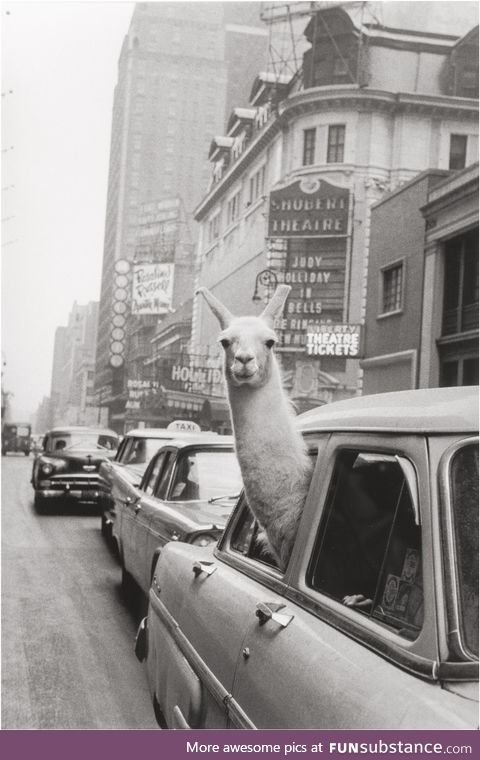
31,426,119,513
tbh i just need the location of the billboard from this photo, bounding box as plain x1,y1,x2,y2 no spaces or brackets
131,263,174,315
306,324,363,358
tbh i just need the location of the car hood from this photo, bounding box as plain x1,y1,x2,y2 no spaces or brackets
166,498,234,529
44,450,116,470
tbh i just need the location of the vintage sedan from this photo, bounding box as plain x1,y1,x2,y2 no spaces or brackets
99,421,202,542
136,387,478,729
116,434,242,601
31,426,119,513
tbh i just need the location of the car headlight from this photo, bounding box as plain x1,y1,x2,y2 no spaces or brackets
191,533,218,548
41,462,54,475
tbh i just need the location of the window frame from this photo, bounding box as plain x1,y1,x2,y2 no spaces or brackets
226,189,241,227
285,432,439,680
326,124,346,164
449,133,468,170
378,258,405,318
302,128,316,166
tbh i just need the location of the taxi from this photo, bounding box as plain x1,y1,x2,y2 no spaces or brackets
136,387,478,729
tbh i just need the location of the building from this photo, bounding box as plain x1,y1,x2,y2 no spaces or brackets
192,3,478,412
94,2,267,429
49,302,104,426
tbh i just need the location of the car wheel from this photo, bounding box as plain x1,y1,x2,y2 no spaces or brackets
101,513,108,538
1,449,6,456
121,565,136,603
24,451,30,456
34,493,49,514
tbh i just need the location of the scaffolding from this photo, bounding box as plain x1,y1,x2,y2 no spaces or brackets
259,1,382,87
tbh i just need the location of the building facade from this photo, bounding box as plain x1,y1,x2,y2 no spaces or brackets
94,2,267,428
192,5,478,410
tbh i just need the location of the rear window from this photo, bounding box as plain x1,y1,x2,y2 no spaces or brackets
47,433,118,452
450,443,479,657
121,437,170,471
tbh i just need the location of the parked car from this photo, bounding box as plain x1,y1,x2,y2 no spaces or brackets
2,422,32,456
99,421,203,543
136,387,478,729
31,426,119,513
117,434,243,601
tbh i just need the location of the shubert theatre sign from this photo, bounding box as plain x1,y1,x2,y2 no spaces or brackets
268,178,349,238
267,178,351,348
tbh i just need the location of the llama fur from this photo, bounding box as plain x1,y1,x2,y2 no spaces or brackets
197,285,313,570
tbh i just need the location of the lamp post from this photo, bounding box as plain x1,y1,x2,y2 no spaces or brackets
252,269,278,304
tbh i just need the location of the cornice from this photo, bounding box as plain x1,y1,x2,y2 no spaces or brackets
194,86,479,221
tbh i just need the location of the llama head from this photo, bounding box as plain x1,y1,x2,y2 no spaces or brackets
196,285,291,388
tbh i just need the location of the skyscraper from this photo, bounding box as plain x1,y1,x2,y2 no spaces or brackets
94,2,267,424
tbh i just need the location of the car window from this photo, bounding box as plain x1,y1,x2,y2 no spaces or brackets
307,449,423,640
169,450,242,502
47,432,118,451
230,502,280,569
143,451,168,496
122,437,168,473
450,442,479,657
155,452,174,499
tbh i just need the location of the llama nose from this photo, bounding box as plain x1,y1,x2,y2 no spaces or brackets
235,351,254,366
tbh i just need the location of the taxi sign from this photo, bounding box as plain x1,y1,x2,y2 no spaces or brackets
167,420,201,433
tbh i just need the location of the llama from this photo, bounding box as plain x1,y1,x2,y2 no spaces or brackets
197,284,313,570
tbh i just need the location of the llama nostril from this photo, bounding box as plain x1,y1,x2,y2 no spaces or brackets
235,353,254,366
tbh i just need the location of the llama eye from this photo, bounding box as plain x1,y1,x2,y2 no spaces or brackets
265,339,275,349
220,338,230,349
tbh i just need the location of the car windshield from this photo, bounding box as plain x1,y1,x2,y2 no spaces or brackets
450,442,479,657
48,433,118,452
122,437,171,472
170,450,242,502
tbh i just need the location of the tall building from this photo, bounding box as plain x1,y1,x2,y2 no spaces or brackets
49,302,102,426
94,2,268,429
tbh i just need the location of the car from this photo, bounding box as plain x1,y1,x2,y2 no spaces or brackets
116,434,243,602
31,426,119,513
2,422,32,456
135,387,478,730
99,420,203,544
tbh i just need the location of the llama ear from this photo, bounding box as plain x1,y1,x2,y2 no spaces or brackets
196,287,233,329
260,284,291,325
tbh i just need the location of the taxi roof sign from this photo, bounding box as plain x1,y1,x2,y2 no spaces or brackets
167,420,201,433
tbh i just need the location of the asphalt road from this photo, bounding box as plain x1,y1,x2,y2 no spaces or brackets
1,454,158,729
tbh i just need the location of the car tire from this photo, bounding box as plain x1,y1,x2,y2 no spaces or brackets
24,451,30,456
121,565,136,603
34,493,49,514
101,513,108,539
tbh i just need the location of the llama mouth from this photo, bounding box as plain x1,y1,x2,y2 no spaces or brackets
232,369,257,381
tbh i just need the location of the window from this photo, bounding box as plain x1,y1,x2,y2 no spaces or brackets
327,124,345,163
381,261,404,314
249,165,266,204
143,452,167,496
303,128,316,166
442,228,479,335
449,134,468,170
458,66,479,99
333,56,349,78
449,443,479,656
155,452,173,499
207,213,220,244
227,190,241,226
308,450,423,639
230,501,281,568
170,450,242,502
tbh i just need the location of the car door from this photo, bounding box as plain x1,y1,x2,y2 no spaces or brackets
123,449,171,590
230,432,465,729
148,494,290,730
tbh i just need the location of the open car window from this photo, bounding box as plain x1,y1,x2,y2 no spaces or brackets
307,449,423,640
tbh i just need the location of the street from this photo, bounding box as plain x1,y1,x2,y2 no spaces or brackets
1,454,158,729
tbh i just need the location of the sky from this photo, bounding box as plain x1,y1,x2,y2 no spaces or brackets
1,0,134,420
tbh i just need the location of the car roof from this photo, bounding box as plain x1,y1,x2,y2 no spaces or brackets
163,434,235,449
123,428,219,439
298,386,479,435
48,426,119,437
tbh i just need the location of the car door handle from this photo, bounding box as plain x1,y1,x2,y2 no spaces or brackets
170,530,180,541
134,504,141,515
192,560,216,577
256,602,294,628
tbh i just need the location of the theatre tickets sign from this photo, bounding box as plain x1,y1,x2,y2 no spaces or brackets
268,178,349,238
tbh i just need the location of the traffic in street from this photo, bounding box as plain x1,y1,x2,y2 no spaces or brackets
1,454,158,729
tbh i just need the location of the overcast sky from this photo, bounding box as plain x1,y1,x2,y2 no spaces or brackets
2,1,134,420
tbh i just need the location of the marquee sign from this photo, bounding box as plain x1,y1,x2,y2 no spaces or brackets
268,178,349,238
306,324,363,358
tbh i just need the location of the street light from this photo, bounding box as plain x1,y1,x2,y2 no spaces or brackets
252,269,278,303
